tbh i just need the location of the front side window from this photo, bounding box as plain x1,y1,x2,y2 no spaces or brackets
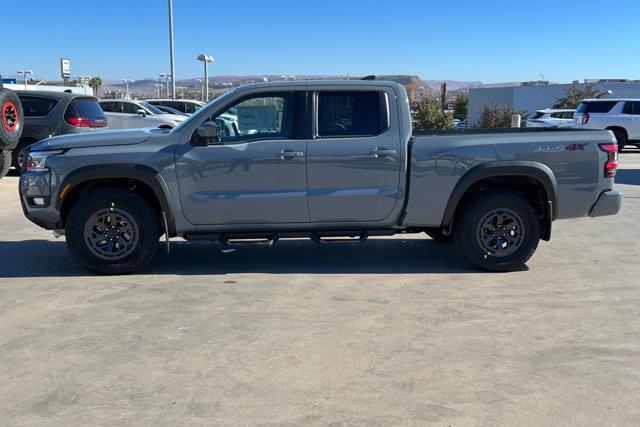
317,91,383,138
19,96,59,117
209,94,292,144
623,102,640,115
122,102,141,114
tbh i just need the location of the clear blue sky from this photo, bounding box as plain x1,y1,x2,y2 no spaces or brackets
5,0,640,83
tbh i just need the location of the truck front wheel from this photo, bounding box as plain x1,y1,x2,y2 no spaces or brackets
66,188,160,274
454,191,540,272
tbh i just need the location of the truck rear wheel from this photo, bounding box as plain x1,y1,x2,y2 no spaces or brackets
66,188,160,275
454,191,540,272
0,149,11,178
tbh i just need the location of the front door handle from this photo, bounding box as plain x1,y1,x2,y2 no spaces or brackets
276,149,304,159
372,147,397,158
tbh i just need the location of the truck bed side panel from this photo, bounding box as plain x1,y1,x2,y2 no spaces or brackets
402,130,615,227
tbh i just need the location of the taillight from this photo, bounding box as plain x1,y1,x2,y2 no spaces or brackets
65,117,108,128
599,142,618,178
582,113,590,124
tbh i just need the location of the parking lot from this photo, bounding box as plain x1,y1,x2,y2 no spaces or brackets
0,152,638,424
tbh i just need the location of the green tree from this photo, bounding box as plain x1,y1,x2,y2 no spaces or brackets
89,77,103,97
477,104,528,128
553,84,606,109
414,97,453,130
453,92,468,121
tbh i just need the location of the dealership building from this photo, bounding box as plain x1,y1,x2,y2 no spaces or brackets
468,80,640,125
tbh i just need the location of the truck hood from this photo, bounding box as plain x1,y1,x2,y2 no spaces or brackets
30,128,158,151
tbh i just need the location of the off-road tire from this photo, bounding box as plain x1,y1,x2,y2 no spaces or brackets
425,228,454,243
66,188,160,275
0,89,23,149
611,129,627,152
0,149,11,178
454,191,541,272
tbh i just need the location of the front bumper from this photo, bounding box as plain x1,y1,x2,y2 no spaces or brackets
589,190,623,218
19,171,61,230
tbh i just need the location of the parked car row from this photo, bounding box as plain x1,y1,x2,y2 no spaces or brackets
5,90,205,174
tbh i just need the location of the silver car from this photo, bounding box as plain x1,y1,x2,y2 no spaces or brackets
98,99,186,129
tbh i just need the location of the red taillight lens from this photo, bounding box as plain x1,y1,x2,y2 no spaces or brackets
599,143,618,178
582,113,590,124
65,117,108,128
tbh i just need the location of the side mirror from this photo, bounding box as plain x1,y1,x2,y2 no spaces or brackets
197,122,220,145
136,109,147,117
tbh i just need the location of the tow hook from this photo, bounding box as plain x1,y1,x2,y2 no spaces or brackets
53,229,65,238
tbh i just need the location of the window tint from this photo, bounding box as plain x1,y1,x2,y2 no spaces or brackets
550,112,564,119
562,111,575,119
623,101,640,115
578,101,617,114
531,112,545,119
65,98,106,120
121,102,141,114
19,96,59,117
317,91,383,137
184,102,201,114
209,94,293,144
99,102,118,113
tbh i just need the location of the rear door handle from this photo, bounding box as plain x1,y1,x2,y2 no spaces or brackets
276,149,304,159
371,147,397,157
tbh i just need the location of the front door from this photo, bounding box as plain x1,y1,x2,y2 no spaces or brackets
306,88,402,222
175,91,309,225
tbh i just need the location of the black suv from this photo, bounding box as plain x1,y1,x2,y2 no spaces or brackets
12,90,107,173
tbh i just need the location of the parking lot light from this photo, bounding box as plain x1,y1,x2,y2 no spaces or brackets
17,69,34,90
197,54,214,102
122,79,133,99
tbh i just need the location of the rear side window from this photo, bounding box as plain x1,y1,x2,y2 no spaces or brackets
19,96,59,117
317,91,387,138
576,101,617,114
531,112,545,119
622,101,640,115
65,98,106,120
184,102,202,114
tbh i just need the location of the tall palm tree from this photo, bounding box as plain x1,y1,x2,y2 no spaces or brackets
89,77,102,97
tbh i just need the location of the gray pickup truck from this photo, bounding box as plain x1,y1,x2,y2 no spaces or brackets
19,80,622,274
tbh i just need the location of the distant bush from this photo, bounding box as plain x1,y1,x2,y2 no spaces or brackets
553,84,606,109
477,104,528,128
414,97,453,130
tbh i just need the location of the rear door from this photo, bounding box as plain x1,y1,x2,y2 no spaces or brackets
99,101,127,128
306,86,402,223
621,101,640,139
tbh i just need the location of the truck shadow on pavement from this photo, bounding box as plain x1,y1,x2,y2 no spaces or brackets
616,169,640,186
0,238,498,278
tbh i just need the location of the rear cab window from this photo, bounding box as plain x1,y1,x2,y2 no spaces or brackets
19,96,59,117
316,91,389,138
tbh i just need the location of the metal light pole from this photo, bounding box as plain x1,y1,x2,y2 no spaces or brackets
158,74,167,98
154,83,163,98
165,74,171,98
196,79,203,101
168,0,176,99
122,79,133,99
17,69,33,90
197,54,214,102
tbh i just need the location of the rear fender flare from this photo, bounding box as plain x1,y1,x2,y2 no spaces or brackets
441,161,558,238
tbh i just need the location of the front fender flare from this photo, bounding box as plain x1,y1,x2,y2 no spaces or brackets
55,164,176,235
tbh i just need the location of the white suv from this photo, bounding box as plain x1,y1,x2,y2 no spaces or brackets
526,109,575,128
573,99,640,151
98,99,186,129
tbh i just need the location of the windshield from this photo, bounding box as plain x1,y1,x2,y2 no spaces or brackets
171,90,237,132
139,102,165,115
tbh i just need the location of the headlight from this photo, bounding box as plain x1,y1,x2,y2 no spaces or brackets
25,150,64,172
